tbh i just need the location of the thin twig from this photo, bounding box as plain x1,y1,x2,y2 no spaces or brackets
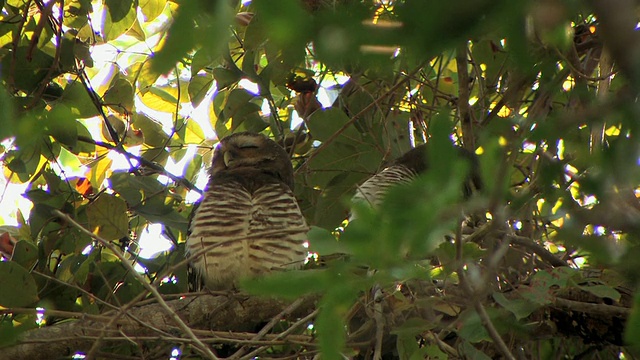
553,297,630,317
76,135,201,193
456,41,475,150
31,270,120,311
229,297,306,359
238,308,319,360
295,62,427,175
591,46,613,152
372,285,384,360
27,0,63,109
425,331,458,357
468,290,516,360
457,218,515,359
1,308,114,322
52,210,218,360
507,234,569,268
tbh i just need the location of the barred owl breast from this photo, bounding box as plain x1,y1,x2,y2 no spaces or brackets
186,132,308,290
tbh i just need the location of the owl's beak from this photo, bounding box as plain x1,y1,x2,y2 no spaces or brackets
223,151,234,166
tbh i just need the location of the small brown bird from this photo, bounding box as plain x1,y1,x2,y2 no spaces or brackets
351,144,482,213
186,132,309,290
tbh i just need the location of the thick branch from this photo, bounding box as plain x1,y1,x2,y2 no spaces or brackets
3,294,318,360
53,211,217,360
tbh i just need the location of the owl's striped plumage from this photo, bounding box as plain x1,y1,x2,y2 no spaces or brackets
186,132,308,291
351,147,426,209
351,145,482,214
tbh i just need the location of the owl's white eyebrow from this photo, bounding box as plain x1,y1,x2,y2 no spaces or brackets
238,143,259,148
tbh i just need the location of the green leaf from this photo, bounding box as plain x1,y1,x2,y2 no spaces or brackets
184,119,205,144
140,86,179,112
60,80,100,118
141,147,170,165
139,0,165,22
59,34,80,71
472,39,509,87
307,226,348,256
460,341,492,360
103,78,135,113
457,310,490,343
242,269,327,299
103,0,138,41
134,204,188,232
518,284,553,306
0,85,15,141
191,48,217,76
531,267,578,289
421,344,448,360
73,249,99,287
252,0,311,51
6,0,27,9
243,15,268,50
392,317,437,336
91,261,144,303
150,1,199,76
306,142,364,187
0,319,21,348
434,241,486,270
86,194,129,241
624,292,640,347
396,331,422,360
212,67,241,90
56,254,88,283
218,88,256,118
307,108,361,143
63,0,91,28
133,113,170,147
0,47,54,93
74,121,96,154
109,172,188,232
125,13,146,41
188,74,213,108
214,88,266,135
577,284,621,302
46,105,78,149
11,240,38,270
315,289,356,360
25,189,66,235
184,154,203,181
0,261,39,307
493,292,538,320
135,59,163,93
310,180,354,230
4,138,45,183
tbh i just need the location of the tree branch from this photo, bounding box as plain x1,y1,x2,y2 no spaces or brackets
76,135,201,194
507,234,569,268
4,293,318,359
53,210,217,360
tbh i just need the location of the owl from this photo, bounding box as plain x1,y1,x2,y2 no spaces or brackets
186,132,309,291
351,144,482,214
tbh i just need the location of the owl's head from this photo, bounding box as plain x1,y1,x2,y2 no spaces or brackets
211,132,295,189
392,144,482,197
392,145,428,174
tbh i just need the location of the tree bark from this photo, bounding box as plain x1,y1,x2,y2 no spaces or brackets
2,294,318,360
